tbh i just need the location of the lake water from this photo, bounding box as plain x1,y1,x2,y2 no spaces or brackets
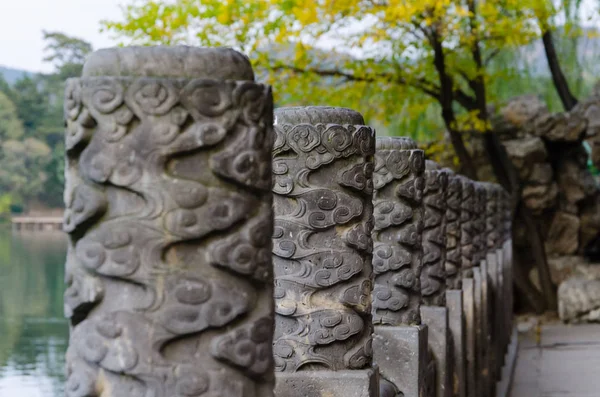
0,228,68,397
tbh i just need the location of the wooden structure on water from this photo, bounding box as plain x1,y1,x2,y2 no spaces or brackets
11,216,63,232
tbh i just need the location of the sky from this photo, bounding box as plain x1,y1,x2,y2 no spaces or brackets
0,0,124,73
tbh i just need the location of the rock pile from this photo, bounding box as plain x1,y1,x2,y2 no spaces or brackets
471,92,600,321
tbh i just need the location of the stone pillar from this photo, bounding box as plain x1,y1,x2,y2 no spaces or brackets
63,47,276,396
473,182,490,397
443,169,465,397
502,189,513,355
495,189,507,367
420,161,451,397
372,137,427,397
272,107,378,397
457,176,477,397
484,183,500,385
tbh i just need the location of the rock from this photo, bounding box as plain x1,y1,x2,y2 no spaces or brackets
550,256,585,284
502,137,547,174
585,135,600,169
500,95,549,132
545,212,580,255
580,197,600,253
522,183,558,213
575,263,600,280
534,112,587,142
558,276,600,323
575,96,600,167
529,255,584,291
579,100,600,138
556,159,588,205
528,163,554,185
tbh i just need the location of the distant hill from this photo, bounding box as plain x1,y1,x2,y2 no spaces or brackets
0,66,34,85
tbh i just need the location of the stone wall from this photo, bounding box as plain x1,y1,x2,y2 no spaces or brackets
465,90,600,320
483,92,600,259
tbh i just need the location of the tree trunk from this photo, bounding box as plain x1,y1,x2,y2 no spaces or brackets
542,29,578,111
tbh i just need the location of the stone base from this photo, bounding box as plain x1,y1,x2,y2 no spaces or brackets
275,368,379,397
487,251,500,381
447,289,465,397
373,325,428,397
495,327,518,397
421,306,452,397
473,260,496,396
462,278,476,397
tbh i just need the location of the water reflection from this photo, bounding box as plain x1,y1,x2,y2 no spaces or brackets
0,227,67,397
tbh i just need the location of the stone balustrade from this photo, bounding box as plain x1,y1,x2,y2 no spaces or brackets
63,46,516,397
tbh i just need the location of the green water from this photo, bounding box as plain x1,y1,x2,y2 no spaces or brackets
0,228,68,396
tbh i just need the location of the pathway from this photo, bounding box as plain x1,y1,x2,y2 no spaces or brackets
510,321,600,396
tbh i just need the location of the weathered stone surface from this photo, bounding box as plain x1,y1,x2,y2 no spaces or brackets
473,268,484,397
557,158,594,207
529,256,584,290
421,306,452,397
502,137,547,172
446,290,465,397
483,183,500,383
574,95,600,167
444,170,462,290
558,277,600,323
462,278,476,397
421,161,448,306
574,263,600,280
522,183,558,213
533,111,587,142
272,106,375,376
372,137,425,397
498,95,548,137
373,325,428,397
528,162,554,185
372,137,424,325
459,177,475,277
545,212,581,256
63,46,275,396
580,197,600,253
275,369,379,397
82,45,255,80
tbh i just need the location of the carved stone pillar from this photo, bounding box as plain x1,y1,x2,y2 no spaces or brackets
445,171,463,292
484,183,501,382
371,137,427,397
473,182,491,397
502,189,513,355
271,106,378,397
495,188,507,367
457,176,476,397
420,161,451,397
63,47,276,396
443,169,465,397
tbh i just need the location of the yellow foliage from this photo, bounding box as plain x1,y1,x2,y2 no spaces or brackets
101,0,588,144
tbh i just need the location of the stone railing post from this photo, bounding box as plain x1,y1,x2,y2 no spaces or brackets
371,137,427,397
63,46,276,396
271,107,378,397
443,169,466,397
502,189,514,356
483,183,500,386
420,160,451,397
472,182,488,397
457,176,477,397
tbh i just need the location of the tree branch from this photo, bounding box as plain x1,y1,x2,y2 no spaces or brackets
270,63,442,102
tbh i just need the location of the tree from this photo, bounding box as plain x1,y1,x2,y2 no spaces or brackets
103,0,594,311
42,31,93,80
0,91,24,141
0,32,92,213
